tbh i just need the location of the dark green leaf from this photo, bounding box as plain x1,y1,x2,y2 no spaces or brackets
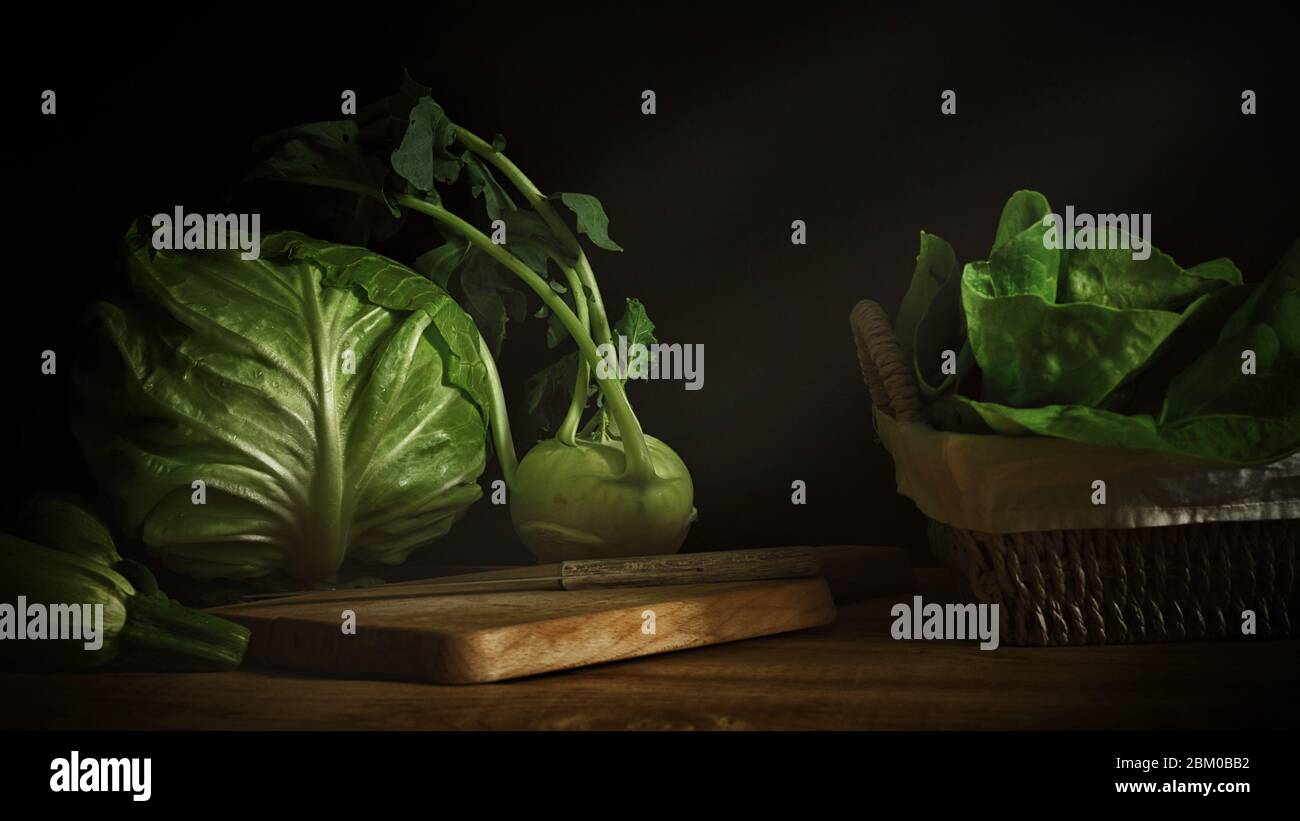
246,120,401,243
546,309,569,349
524,352,579,433
8,494,120,566
895,231,957,370
462,153,516,222
503,210,573,275
557,192,623,252
1219,240,1300,355
357,69,433,145
457,248,526,356
613,298,657,384
414,240,468,290
909,191,1300,464
250,121,384,192
390,97,460,192
614,297,656,350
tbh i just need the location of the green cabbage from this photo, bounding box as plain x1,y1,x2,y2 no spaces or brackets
900,191,1300,465
74,222,491,582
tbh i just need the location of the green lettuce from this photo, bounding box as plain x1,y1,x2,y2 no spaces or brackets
898,191,1300,464
74,222,491,582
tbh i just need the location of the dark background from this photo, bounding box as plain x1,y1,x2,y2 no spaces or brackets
5,3,1298,569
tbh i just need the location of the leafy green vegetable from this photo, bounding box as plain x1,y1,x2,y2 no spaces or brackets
527,297,658,436
556,193,624,252
899,192,1300,464
991,189,1052,254
525,352,580,433
238,74,695,562
457,246,529,356
0,531,248,672
462,153,518,222
962,265,1210,407
611,297,659,386
895,231,958,370
614,298,657,358
504,210,573,276
414,239,468,290
74,223,490,582
390,97,460,191
247,120,402,245
8,495,167,597
9,494,121,566
898,233,975,398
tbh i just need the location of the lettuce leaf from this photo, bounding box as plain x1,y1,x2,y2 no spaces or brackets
898,192,1300,465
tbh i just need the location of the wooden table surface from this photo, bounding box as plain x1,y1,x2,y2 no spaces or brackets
2,570,1296,730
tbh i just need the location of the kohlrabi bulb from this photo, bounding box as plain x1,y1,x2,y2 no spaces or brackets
510,434,696,562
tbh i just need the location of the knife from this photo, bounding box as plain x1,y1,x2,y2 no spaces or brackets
231,546,845,605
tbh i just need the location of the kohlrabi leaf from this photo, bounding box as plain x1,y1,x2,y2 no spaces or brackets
524,352,579,434
247,120,402,244
557,192,623,252
414,240,468,291
357,70,433,146
614,298,656,350
504,210,573,276
613,298,657,384
525,293,651,433
456,247,527,357
545,308,570,349
390,96,461,192
463,153,517,222
74,223,489,583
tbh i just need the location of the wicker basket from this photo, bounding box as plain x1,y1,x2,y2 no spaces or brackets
850,299,1298,645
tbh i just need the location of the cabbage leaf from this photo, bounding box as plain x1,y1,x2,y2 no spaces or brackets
74,222,490,582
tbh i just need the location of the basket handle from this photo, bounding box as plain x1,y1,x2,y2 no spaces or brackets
849,299,924,423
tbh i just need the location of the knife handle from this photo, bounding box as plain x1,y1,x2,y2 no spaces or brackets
559,547,823,589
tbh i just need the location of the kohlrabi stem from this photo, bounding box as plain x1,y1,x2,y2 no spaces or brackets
394,194,656,481
476,331,518,488
556,261,590,446
453,128,616,347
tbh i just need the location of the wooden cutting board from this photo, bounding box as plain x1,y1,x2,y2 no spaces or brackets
211,578,835,684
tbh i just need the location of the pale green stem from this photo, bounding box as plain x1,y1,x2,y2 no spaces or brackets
393,195,655,481
477,331,517,487
454,127,615,347
556,261,590,446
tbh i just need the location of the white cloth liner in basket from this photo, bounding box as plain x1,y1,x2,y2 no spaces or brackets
875,408,1300,535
